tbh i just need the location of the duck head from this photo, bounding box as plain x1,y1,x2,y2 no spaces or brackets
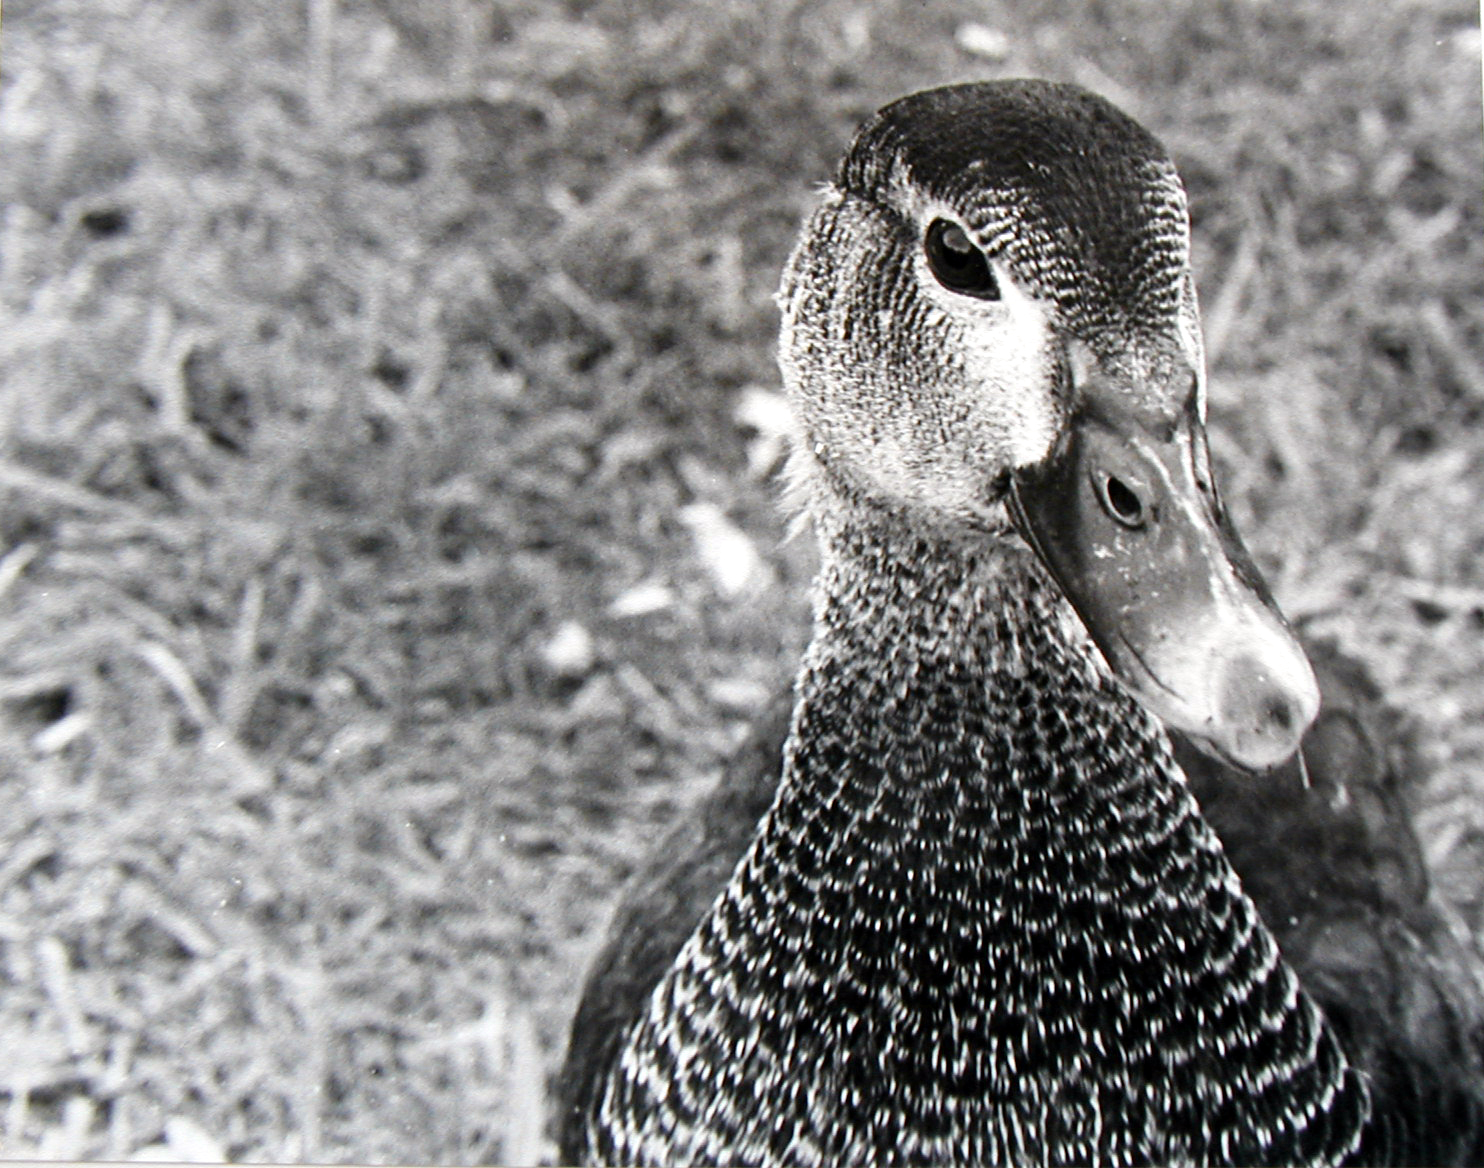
778,79,1317,772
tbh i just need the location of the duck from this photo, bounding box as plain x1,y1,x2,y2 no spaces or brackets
555,79,1484,1166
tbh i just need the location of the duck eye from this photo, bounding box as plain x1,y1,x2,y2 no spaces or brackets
924,219,999,299
1099,474,1149,529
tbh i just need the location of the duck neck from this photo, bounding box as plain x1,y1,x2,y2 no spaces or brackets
703,498,1365,1164
783,500,1174,854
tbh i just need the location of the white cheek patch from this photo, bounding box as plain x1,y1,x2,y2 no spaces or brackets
945,263,1060,469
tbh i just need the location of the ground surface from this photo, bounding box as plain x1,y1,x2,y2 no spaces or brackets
1,0,1481,1162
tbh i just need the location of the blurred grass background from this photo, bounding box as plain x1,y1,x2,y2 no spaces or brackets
0,0,1481,1161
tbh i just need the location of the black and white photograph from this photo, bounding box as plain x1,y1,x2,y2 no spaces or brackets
1,0,1483,1162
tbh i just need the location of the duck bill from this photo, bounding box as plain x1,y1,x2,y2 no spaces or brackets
1008,394,1318,772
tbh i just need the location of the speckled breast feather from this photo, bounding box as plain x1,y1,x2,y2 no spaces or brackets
579,520,1367,1166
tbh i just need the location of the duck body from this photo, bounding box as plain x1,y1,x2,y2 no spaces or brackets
558,79,1481,1165
573,516,1361,1165
561,636,1484,1165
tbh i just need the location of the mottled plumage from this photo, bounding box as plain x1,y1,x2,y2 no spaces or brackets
559,641,1484,1165
556,80,1484,1165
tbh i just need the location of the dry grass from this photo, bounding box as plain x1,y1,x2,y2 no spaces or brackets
0,0,1480,1161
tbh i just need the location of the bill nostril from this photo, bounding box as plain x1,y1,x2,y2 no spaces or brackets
1098,473,1148,528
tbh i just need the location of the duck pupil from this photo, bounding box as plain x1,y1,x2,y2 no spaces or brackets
926,219,999,299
